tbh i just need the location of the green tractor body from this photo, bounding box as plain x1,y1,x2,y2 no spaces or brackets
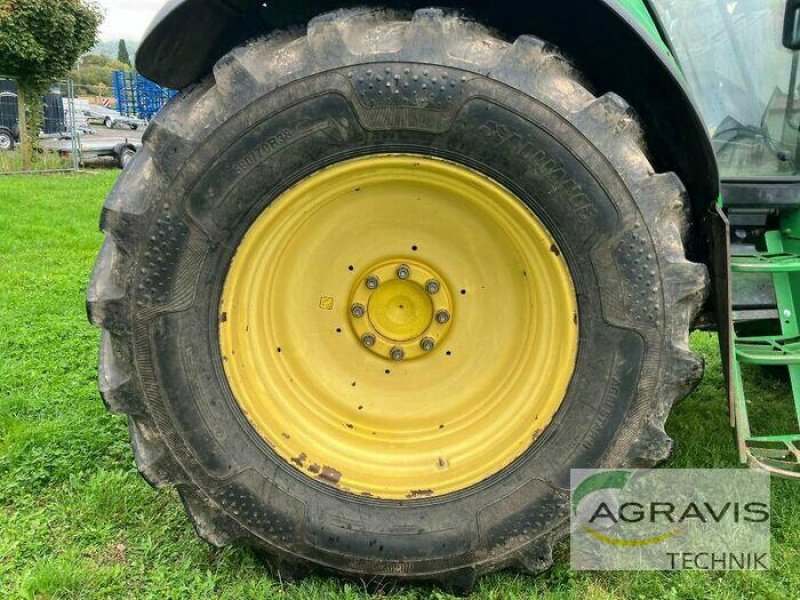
654,0,800,474
86,0,800,589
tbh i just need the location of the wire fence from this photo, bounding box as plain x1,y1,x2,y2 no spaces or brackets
0,77,152,176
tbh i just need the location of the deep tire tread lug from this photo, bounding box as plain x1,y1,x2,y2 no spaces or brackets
129,416,186,488
574,93,650,182
492,35,551,95
141,121,194,178
516,539,555,576
438,566,477,597
212,52,262,108
87,238,130,335
402,9,448,62
307,11,351,61
178,486,243,548
634,172,689,226
625,421,674,466
98,330,144,416
256,550,315,583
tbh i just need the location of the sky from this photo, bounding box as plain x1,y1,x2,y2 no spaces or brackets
96,0,169,42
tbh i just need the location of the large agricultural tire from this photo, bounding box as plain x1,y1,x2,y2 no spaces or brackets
88,8,709,593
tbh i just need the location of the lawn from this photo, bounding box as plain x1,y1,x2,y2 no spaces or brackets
1,172,799,599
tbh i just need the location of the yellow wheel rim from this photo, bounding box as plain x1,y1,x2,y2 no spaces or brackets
220,155,579,499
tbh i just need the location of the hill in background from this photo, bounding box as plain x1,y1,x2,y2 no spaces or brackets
92,40,141,62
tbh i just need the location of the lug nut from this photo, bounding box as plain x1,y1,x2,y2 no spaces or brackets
365,276,380,290
421,337,435,352
362,334,376,348
397,265,411,280
351,304,366,318
436,310,451,324
426,280,441,295
390,347,406,361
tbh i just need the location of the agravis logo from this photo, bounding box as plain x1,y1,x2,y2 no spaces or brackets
570,469,771,571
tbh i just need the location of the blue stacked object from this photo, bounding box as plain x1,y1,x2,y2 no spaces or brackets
113,71,178,121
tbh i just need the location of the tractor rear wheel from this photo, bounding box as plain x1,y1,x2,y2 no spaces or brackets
88,8,708,592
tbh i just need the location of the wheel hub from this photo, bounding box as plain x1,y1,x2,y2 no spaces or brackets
350,260,453,361
219,154,578,499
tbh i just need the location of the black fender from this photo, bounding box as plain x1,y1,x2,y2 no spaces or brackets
137,0,719,262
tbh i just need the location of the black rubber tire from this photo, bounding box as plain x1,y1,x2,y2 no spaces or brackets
0,130,13,151
117,147,136,170
104,116,114,129
88,8,709,593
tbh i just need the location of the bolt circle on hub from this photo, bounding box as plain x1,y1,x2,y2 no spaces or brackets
349,259,454,361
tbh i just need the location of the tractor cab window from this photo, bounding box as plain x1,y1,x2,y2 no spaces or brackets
652,0,800,179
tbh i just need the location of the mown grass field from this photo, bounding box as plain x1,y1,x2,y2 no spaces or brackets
1,172,800,599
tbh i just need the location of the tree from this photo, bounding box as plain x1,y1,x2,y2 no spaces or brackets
0,0,102,168
69,54,130,97
117,39,130,66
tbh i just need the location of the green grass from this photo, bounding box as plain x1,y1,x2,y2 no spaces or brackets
0,149,74,174
1,173,799,599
